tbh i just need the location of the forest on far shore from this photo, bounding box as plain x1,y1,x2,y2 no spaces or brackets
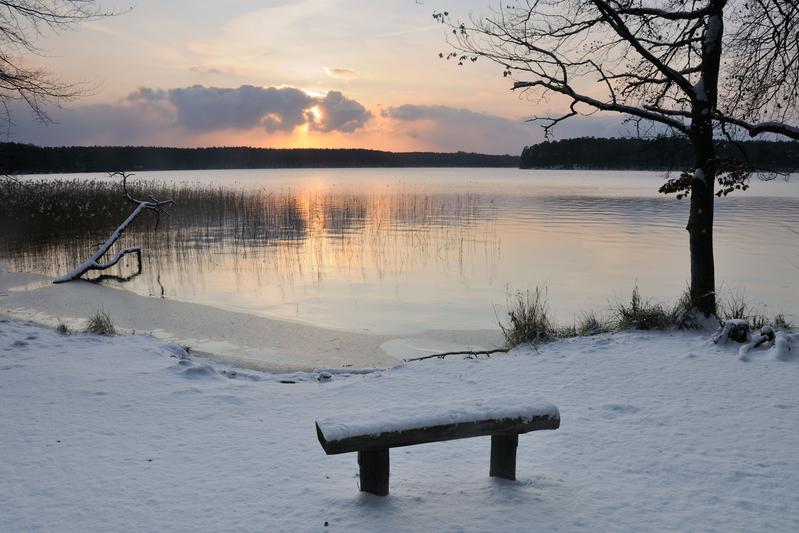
520,137,799,170
0,144,519,174
3,138,798,174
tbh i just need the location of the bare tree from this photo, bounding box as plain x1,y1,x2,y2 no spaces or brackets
435,0,798,316
0,1,111,128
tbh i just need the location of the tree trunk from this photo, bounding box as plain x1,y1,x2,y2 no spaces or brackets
687,124,716,316
687,3,725,317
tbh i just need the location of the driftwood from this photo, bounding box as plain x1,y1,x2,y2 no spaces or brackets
403,348,509,363
54,172,174,284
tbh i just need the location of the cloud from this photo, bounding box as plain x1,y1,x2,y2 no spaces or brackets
310,91,372,132
6,102,176,146
126,87,168,104
383,104,631,154
6,84,374,146
163,85,372,133
167,85,315,132
189,65,229,76
384,104,533,154
5,88,633,152
324,67,357,80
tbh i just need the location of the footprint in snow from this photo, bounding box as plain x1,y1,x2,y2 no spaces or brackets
588,338,614,351
210,394,246,406
177,363,223,380
172,387,204,396
602,404,641,417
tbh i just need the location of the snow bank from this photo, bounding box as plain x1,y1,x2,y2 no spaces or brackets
1,320,798,532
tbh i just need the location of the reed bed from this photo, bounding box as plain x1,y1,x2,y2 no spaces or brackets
0,176,489,286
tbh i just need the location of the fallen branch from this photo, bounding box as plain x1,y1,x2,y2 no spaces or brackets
54,172,174,283
403,348,509,362
90,251,144,284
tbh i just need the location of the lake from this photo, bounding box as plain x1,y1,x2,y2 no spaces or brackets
3,168,798,334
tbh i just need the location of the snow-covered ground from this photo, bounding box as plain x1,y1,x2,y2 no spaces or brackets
1,318,797,532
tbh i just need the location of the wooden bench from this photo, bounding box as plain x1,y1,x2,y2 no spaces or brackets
315,401,560,496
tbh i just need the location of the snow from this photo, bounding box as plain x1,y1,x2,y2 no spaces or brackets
749,121,799,139
2,318,798,532
317,400,560,443
704,15,723,50
694,77,707,102
712,318,750,344
771,330,796,361
692,14,722,104
693,167,708,186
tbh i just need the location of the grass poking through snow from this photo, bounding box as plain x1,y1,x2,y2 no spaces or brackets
498,284,794,350
498,287,554,348
611,286,672,331
576,311,612,336
84,310,116,336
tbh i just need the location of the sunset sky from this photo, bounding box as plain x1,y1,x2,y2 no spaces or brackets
9,0,625,153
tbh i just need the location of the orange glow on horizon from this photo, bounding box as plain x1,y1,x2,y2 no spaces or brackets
190,111,426,152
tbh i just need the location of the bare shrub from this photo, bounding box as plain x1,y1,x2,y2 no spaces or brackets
498,287,554,348
772,314,793,330
612,286,671,331
719,291,767,329
85,310,116,336
576,311,610,336
670,286,706,330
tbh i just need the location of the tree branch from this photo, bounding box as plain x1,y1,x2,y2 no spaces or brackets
713,113,799,140
591,0,696,97
513,80,690,133
54,172,174,283
404,348,509,362
610,3,713,20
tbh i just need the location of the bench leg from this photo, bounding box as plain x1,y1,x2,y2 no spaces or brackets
358,448,390,496
489,434,518,480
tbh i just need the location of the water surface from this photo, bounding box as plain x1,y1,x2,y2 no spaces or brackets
3,168,797,333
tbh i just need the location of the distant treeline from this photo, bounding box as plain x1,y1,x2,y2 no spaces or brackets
0,143,519,174
520,137,799,170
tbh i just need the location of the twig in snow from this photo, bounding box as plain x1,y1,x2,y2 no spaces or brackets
403,348,509,363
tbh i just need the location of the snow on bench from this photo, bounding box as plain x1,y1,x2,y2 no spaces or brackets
316,399,560,496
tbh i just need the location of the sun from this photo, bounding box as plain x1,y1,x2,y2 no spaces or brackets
308,105,323,122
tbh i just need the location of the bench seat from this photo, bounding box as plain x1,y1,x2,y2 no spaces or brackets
316,400,560,495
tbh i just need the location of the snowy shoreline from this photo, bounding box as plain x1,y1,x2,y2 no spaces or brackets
2,317,797,531
0,266,502,372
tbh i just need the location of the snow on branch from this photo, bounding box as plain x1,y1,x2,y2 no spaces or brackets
54,172,175,284
712,114,799,141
